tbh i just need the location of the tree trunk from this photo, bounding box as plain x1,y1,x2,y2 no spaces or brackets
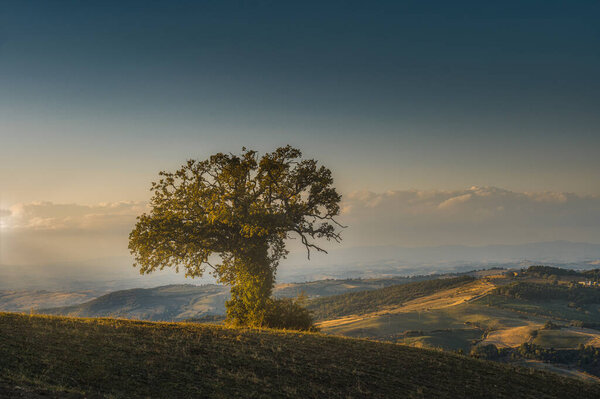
225,243,274,327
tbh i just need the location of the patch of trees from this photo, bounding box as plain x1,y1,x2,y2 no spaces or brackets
469,342,600,377
570,321,600,330
494,282,600,307
582,269,600,282
470,344,510,360
542,320,561,330
526,266,581,277
307,276,475,320
515,343,600,377
525,266,600,283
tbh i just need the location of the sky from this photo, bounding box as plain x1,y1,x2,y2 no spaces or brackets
1,1,600,269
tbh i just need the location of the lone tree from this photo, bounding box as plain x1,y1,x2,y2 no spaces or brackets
129,146,343,326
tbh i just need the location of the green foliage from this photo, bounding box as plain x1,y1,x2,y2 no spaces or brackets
308,276,475,320
530,329,539,338
570,320,600,330
525,266,600,283
515,342,600,377
263,296,317,331
2,313,600,398
470,344,501,360
494,282,600,307
543,320,561,330
581,269,600,282
128,146,342,326
526,266,581,277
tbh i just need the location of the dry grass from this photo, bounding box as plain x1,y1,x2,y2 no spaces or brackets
1,312,600,398
482,325,541,348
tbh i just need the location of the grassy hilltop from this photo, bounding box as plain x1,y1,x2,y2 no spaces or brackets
1,313,600,398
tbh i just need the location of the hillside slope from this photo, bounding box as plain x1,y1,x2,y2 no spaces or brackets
308,276,476,320
36,276,433,321
0,289,101,312
38,284,229,321
310,270,600,381
1,313,599,398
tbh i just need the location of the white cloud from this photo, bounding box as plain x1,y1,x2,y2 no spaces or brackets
4,201,147,232
1,201,148,265
0,209,11,230
340,186,600,246
2,187,600,265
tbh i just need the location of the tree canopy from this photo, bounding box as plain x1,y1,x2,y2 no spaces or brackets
129,146,343,326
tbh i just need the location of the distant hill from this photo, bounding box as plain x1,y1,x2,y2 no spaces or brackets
0,289,101,312
307,276,475,320
4,241,600,292
38,284,229,321
36,276,435,321
1,312,599,398
273,275,434,298
310,267,600,380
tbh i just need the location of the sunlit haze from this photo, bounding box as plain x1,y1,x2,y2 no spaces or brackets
1,1,599,282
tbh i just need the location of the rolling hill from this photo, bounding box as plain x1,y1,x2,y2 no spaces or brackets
21,266,600,382
0,289,101,313
311,267,600,380
35,275,434,321
36,284,229,321
307,276,476,320
1,312,599,398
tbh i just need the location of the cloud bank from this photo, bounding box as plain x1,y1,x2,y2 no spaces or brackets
1,186,600,265
2,201,147,232
340,186,600,247
0,202,147,265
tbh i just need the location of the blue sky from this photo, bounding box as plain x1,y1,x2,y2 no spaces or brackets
1,1,599,265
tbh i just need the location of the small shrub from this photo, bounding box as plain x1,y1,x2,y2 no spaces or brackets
543,320,560,330
262,296,318,331
470,344,500,360
530,330,538,338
